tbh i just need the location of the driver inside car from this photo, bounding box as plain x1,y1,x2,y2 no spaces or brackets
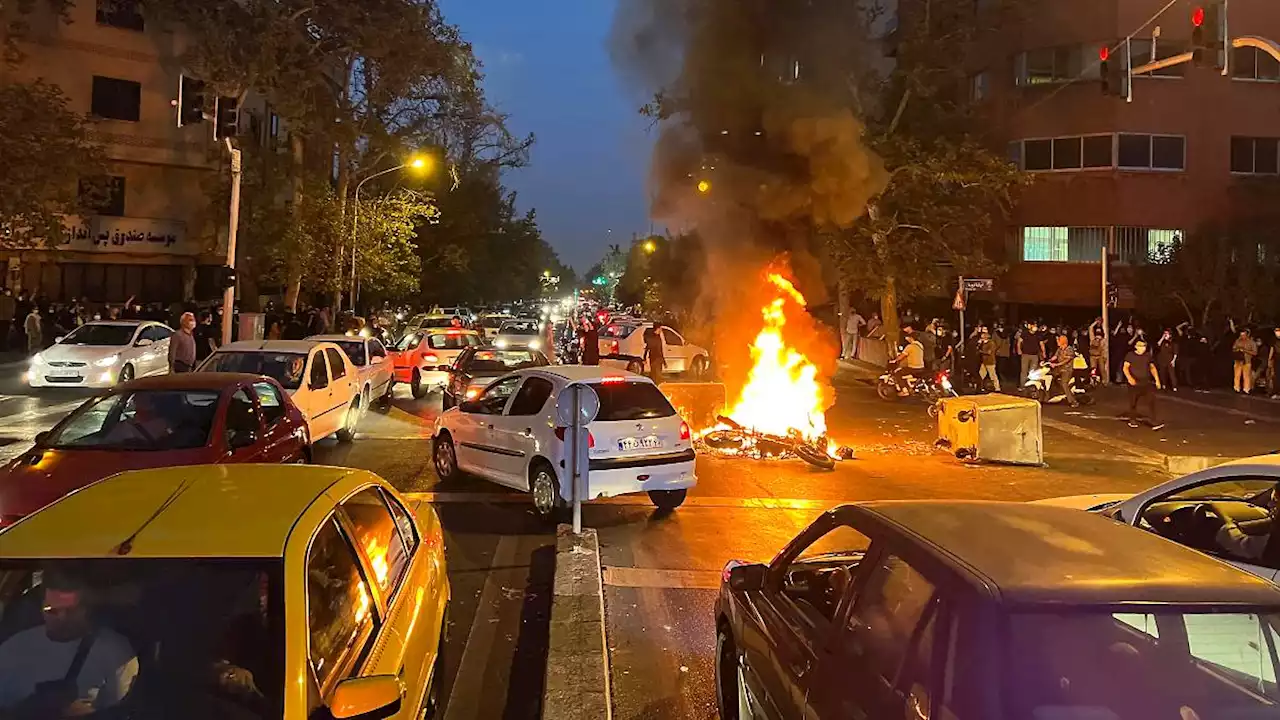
102,394,173,445
1209,484,1280,561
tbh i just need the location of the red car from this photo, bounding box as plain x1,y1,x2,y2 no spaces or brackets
0,372,310,527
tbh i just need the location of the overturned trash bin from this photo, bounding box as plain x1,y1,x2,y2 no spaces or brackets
935,394,1043,466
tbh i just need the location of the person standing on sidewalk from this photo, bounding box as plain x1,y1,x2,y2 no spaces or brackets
168,312,197,373
977,329,999,391
642,323,665,383
843,309,865,360
1233,329,1259,394
1016,322,1042,387
1156,328,1179,392
1123,339,1165,430
194,311,219,363
22,305,41,354
1268,328,1280,399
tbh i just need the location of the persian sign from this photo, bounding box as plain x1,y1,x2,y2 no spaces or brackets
59,216,194,255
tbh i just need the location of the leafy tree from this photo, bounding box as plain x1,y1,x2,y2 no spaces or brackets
1137,224,1280,326
351,189,437,305
0,80,108,248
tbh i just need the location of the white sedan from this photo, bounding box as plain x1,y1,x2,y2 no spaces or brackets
1038,454,1280,582
598,321,711,378
308,334,395,409
431,366,696,514
27,320,173,388
493,319,545,352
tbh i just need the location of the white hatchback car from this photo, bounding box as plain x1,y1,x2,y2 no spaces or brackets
198,340,363,443
432,366,696,513
598,322,711,378
1038,454,1280,583
308,334,395,408
28,320,173,388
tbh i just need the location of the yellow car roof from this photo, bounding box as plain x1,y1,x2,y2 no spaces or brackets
0,464,377,559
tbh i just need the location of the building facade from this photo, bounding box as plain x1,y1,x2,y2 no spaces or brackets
1,0,232,303
976,0,1280,310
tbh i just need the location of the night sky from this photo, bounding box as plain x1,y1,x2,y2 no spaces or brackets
439,0,654,271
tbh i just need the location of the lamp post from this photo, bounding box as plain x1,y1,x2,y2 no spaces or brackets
221,138,242,346
350,155,429,312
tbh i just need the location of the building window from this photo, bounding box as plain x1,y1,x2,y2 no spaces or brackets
1015,44,1100,86
1230,136,1280,174
1232,46,1280,82
1012,134,1114,172
78,176,126,217
1129,39,1188,78
95,0,144,31
1021,227,1107,263
1115,227,1182,264
970,72,989,101
90,76,141,122
1117,133,1184,170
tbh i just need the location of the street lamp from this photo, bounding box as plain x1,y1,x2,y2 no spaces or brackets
643,240,656,253
697,179,711,194
350,154,431,310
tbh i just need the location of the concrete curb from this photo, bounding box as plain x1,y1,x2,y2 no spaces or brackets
1042,417,1236,475
542,524,612,720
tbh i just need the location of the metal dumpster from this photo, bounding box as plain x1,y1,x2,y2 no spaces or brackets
936,394,1043,466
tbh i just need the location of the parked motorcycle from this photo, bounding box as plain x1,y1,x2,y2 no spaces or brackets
1023,359,1097,405
876,362,959,412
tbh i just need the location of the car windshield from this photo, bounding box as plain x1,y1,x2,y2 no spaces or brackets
498,321,539,336
44,390,220,451
602,324,638,339
421,317,457,328
1007,608,1280,718
1165,479,1277,503
0,559,284,719
200,352,308,390
427,333,475,350
334,341,367,366
587,381,676,421
394,333,422,351
480,316,510,328
59,324,136,346
462,350,543,374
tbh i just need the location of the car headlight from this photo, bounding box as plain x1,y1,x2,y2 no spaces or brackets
30,352,44,365
495,339,508,349
94,354,120,368
528,339,541,350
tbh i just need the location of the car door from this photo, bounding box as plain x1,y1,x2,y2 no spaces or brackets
326,347,356,409
488,376,556,487
368,339,392,395
661,328,688,373
252,380,302,461
453,375,522,479
306,349,335,437
738,518,873,719
222,386,269,463
148,325,174,375
129,325,162,375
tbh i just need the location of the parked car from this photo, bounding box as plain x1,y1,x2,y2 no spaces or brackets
0,464,450,719
598,321,710,378
716,500,1280,719
432,366,695,513
308,334,395,409
1037,453,1280,583
27,320,174,388
389,328,484,399
442,346,551,410
0,373,309,527
199,340,363,443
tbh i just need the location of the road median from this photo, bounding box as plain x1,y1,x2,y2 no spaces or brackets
542,524,611,720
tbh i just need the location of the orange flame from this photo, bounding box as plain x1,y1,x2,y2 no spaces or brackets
722,273,829,441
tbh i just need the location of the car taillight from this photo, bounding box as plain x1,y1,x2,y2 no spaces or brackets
554,427,595,447
679,421,690,441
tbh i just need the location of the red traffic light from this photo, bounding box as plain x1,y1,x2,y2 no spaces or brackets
1099,46,1110,62
1192,6,1205,27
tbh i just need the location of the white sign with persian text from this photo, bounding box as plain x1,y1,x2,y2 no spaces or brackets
59,216,194,255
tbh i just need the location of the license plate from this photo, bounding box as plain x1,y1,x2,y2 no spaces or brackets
618,436,662,452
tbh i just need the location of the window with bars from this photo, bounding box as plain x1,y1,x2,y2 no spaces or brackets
1115,227,1182,264
1230,137,1280,175
1021,227,1107,263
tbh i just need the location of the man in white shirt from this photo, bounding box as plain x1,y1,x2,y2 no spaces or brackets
844,310,866,360
0,573,138,716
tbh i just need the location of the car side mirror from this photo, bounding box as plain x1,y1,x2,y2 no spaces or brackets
135,338,153,347
54,336,64,344
329,675,403,720
728,563,767,592
229,430,258,450
34,431,49,447
458,400,480,413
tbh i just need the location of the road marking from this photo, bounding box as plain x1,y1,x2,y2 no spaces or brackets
402,491,832,511
602,566,721,590
1041,418,1166,464
443,535,520,720
1162,393,1280,424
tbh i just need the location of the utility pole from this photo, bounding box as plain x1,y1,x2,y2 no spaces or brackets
222,138,243,347
1100,242,1111,385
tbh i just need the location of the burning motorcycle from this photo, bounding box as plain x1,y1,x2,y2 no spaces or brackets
1023,358,1097,405
876,362,959,411
700,415,849,470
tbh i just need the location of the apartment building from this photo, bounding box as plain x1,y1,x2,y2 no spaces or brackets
1,0,254,303
973,0,1280,310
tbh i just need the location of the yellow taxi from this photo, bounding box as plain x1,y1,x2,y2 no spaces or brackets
0,464,449,720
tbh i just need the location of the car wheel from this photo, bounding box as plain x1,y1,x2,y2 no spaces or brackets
412,370,426,399
530,461,564,518
118,363,135,385
336,401,359,443
420,607,448,719
648,488,687,511
716,627,742,720
381,379,395,407
434,433,461,481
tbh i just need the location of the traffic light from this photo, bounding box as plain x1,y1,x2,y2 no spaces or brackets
1191,2,1227,70
1099,46,1112,94
177,75,205,128
592,276,607,286
1106,282,1119,308
219,265,237,290
214,97,239,141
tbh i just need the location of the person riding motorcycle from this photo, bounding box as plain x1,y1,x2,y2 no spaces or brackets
891,325,927,396
1047,333,1080,407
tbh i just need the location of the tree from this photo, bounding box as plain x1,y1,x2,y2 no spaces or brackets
351,189,437,305
1137,224,1280,327
0,80,108,248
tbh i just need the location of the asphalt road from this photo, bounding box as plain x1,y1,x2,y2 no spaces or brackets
0,357,1278,718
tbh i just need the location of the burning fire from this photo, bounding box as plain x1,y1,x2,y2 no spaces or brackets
721,273,830,442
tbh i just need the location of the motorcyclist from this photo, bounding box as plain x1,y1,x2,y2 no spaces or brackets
1047,333,1080,407
891,324,927,396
